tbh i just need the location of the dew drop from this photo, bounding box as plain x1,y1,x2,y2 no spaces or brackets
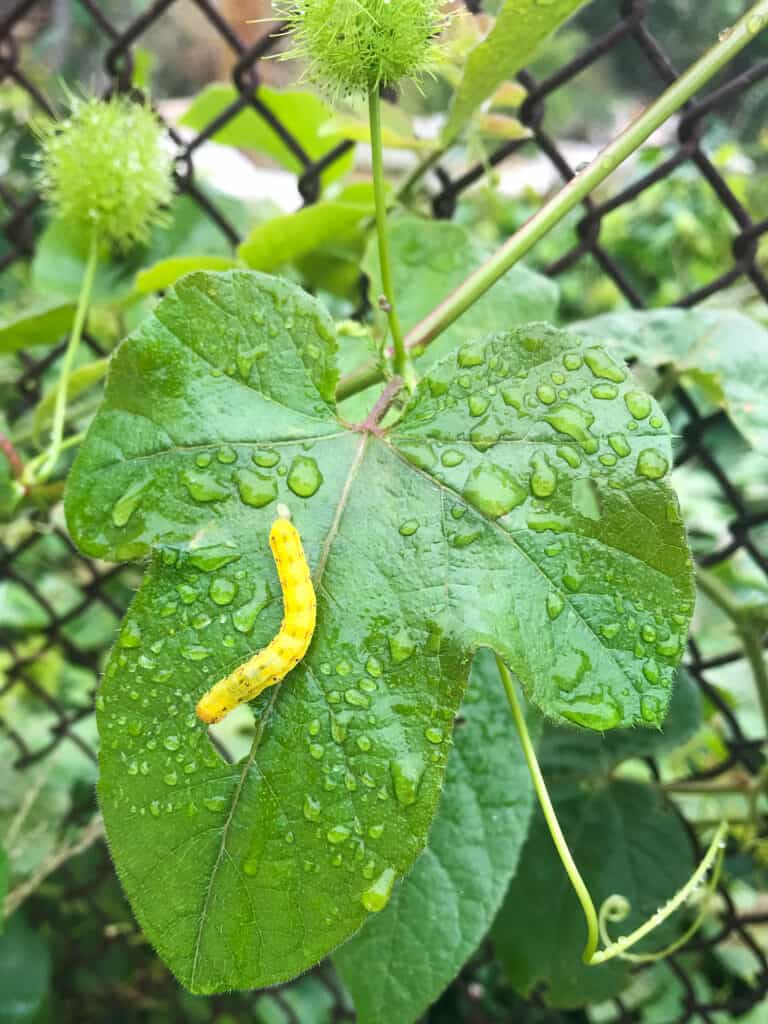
188,545,241,572
399,520,419,537
344,689,370,709
468,394,490,418
111,478,149,527
388,627,415,664
608,433,631,458
252,449,280,468
366,656,383,678
209,577,237,606
640,694,663,722
361,867,396,913
232,590,269,633
119,621,142,649
636,449,669,480
457,342,485,368
625,390,652,420
591,382,619,400
584,347,627,383
390,756,425,807
236,469,277,509
544,404,598,452
303,795,322,821
563,352,582,371
441,449,465,468
327,824,351,844
536,383,557,405
424,726,444,744
182,470,229,503
462,463,526,518
546,591,565,620
530,452,557,498
287,456,323,498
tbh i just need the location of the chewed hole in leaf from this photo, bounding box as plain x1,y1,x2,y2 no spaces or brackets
207,702,257,764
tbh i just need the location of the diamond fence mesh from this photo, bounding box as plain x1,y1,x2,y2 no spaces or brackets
1,0,767,1021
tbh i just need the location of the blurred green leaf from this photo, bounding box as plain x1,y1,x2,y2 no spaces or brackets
335,650,538,1024
574,308,768,453
135,256,238,295
0,914,50,1024
239,185,374,272
444,0,589,142
0,301,74,354
180,84,354,188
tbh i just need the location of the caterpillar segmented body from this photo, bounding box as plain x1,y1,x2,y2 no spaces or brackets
196,506,316,725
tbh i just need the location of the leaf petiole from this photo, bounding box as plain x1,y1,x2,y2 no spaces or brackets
367,86,415,390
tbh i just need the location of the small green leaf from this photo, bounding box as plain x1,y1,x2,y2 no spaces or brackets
444,0,589,142
0,300,74,353
135,255,238,294
239,187,374,272
335,649,538,1023
33,193,241,303
0,914,50,1022
573,308,768,453
64,272,692,991
493,780,695,1007
180,84,353,188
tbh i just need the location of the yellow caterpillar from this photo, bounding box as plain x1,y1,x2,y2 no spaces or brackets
196,505,316,725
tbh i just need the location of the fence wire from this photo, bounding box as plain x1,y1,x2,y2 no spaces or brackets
1,0,767,1021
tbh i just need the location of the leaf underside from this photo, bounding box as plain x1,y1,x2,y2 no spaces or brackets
64,271,693,992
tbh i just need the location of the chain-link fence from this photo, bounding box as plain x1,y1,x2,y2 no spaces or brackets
1,1,767,1021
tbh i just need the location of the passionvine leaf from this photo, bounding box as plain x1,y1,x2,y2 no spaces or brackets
64,270,693,992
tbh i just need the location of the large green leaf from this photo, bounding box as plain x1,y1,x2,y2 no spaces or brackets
443,0,589,142
239,185,374,272
334,649,537,1024
573,308,768,453
493,674,700,1008
64,270,692,992
180,84,353,188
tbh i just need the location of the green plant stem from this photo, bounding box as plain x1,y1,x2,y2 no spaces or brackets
497,654,730,966
35,230,99,483
697,568,768,735
742,628,768,739
337,3,768,402
495,655,600,963
396,146,445,203
368,86,411,386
